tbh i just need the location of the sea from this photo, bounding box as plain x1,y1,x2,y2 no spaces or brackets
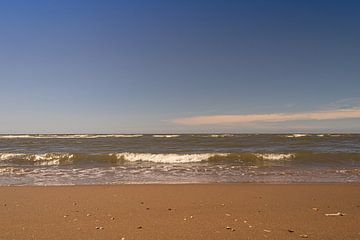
0,134,359,185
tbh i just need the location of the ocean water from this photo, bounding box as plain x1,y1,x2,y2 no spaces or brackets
0,134,359,185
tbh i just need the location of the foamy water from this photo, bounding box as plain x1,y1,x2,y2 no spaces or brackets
0,134,359,185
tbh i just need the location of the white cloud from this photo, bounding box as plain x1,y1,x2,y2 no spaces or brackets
173,108,360,125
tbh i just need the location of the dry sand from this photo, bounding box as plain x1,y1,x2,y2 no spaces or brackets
0,184,359,240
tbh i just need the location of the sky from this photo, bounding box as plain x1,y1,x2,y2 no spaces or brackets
0,0,359,133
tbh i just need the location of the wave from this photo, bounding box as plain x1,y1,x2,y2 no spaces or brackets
2,151,358,166
286,134,308,138
152,135,180,138
0,134,143,139
113,153,226,163
254,153,295,160
210,134,234,138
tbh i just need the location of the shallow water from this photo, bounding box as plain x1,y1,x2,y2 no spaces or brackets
0,134,359,185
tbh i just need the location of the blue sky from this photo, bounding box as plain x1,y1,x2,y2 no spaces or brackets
0,0,359,133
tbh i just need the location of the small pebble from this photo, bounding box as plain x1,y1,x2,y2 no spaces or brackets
110,217,115,220
140,202,144,205
121,238,125,240
146,207,150,210
96,226,104,230
225,213,231,216
264,229,271,233
137,226,143,229
225,226,235,232
288,229,295,233
168,208,172,211
312,208,319,211
300,234,309,238
86,213,91,217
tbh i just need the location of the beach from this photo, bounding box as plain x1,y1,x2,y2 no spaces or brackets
1,184,359,240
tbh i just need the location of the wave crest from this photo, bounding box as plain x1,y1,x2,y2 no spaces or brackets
0,134,143,139
152,135,180,138
1,152,359,166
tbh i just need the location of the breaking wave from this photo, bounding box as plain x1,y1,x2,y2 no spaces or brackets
0,134,143,139
152,135,180,138
286,134,308,138
1,152,358,166
210,134,234,138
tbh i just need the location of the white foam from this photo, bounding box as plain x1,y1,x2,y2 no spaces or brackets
254,153,295,160
0,134,143,139
0,135,33,139
0,153,26,160
152,135,180,138
0,152,74,165
210,134,234,138
286,134,308,138
113,152,228,163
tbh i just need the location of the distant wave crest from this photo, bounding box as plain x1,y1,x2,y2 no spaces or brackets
152,135,180,138
0,134,143,139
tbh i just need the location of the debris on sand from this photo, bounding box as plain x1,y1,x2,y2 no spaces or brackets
325,212,346,216
312,208,319,211
288,229,294,233
137,226,143,230
263,229,271,233
110,217,115,220
95,226,104,230
300,234,309,238
86,213,91,217
225,213,231,217
225,226,236,232
168,208,172,211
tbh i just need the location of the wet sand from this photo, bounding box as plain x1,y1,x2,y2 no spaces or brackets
0,184,359,239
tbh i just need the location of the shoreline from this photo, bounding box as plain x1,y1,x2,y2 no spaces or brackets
1,184,359,239
1,181,360,187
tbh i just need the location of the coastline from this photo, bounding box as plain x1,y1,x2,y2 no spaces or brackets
1,184,359,239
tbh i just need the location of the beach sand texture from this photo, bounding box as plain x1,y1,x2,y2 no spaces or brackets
0,184,359,240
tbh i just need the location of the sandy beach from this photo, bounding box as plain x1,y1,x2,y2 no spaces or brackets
0,184,359,240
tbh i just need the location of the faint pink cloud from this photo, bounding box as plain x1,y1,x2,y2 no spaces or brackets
173,108,360,125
